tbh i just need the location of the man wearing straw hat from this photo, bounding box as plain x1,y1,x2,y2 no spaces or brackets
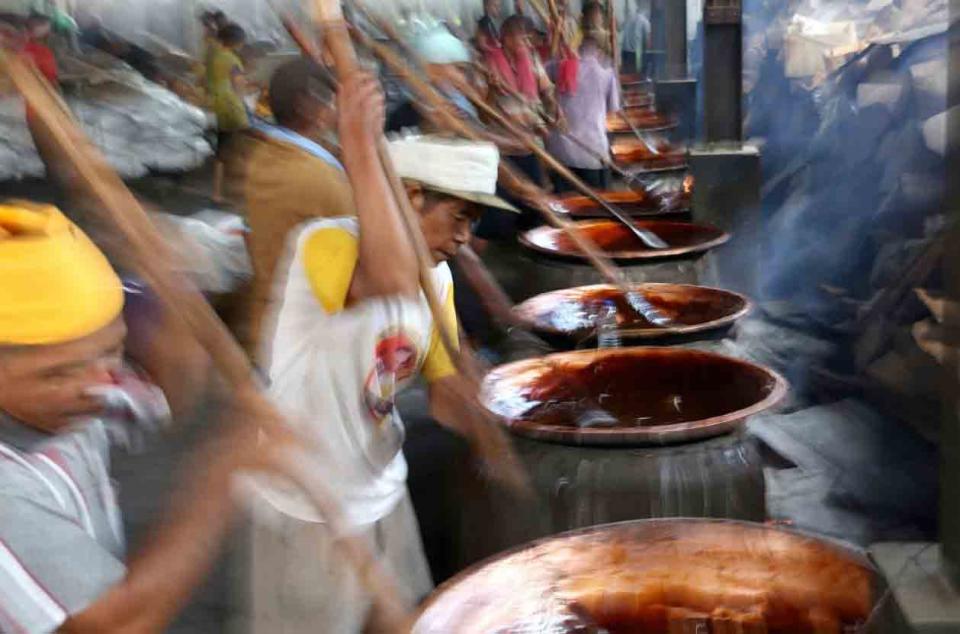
247,72,517,633
0,201,271,633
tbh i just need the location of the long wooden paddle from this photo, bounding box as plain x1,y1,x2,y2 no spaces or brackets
0,51,412,631
306,0,529,495
345,12,671,326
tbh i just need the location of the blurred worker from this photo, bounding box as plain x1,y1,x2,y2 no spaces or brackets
0,201,267,633
387,27,480,132
198,10,227,95
476,0,502,51
247,73,517,633
510,0,538,34
546,35,620,191
232,58,352,359
208,22,250,201
382,26,540,348
485,15,543,104
0,14,25,53
22,12,57,83
480,14,554,238
620,1,651,76
580,1,612,59
386,26,524,154
554,1,581,52
208,22,250,151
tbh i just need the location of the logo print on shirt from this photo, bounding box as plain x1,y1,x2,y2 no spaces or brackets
363,330,420,426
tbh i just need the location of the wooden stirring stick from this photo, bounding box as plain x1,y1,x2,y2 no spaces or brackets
280,14,548,347
303,0,530,495
345,0,664,246
445,75,670,251
348,2,655,248
0,51,412,632
345,15,671,326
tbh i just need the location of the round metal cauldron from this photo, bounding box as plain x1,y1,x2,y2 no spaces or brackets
607,109,677,134
417,519,881,634
620,76,655,108
620,73,649,86
559,182,692,220
624,91,654,108
495,220,729,301
483,348,786,446
611,136,688,172
453,348,786,568
513,283,752,348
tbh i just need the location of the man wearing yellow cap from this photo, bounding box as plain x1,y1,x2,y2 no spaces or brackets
0,201,261,633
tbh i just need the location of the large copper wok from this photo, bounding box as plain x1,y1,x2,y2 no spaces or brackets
513,283,751,343
480,347,787,446
610,136,688,171
413,519,878,633
607,109,677,133
558,186,690,219
520,219,729,262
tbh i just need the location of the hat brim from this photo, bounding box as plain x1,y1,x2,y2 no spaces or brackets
421,184,520,213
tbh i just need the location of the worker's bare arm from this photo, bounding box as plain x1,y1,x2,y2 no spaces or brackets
60,411,264,634
340,73,419,301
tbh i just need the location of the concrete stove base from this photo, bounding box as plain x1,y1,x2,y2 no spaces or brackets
870,542,960,633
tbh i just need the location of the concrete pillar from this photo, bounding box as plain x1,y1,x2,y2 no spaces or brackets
663,0,687,79
646,0,666,78
689,145,761,296
702,0,742,142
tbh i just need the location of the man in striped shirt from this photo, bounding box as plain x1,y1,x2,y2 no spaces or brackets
0,201,261,633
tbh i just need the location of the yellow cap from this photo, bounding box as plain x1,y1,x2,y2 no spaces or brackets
0,201,124,345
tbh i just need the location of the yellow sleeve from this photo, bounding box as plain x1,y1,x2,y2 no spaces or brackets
421,284,459,383
301,227,358,314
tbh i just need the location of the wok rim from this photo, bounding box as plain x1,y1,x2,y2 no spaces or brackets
512,282,753,340
518,219,731,263
481,347,789,446
414,517,878,626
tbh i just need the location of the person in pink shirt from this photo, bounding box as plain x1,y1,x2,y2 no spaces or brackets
546,35,621,191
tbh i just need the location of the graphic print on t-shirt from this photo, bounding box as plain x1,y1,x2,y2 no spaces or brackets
363,328,420,426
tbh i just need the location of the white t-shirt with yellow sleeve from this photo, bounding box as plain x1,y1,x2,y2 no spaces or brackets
255,216,457,530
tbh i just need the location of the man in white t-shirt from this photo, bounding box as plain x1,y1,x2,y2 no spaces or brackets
247,72,518,633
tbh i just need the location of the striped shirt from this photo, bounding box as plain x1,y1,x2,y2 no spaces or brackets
0,415,127,634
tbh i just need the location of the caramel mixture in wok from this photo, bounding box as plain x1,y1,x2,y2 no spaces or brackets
606,110,676,132
513,285,746,338
519,354,763,429
414,522,873,633
484,350,776,430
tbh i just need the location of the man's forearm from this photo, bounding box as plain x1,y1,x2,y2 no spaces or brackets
61,440,241,633
341,103,419,301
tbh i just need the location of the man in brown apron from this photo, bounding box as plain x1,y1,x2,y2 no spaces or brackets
230,58,355,361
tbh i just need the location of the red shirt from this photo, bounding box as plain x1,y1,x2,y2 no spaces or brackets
22,41,58,83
